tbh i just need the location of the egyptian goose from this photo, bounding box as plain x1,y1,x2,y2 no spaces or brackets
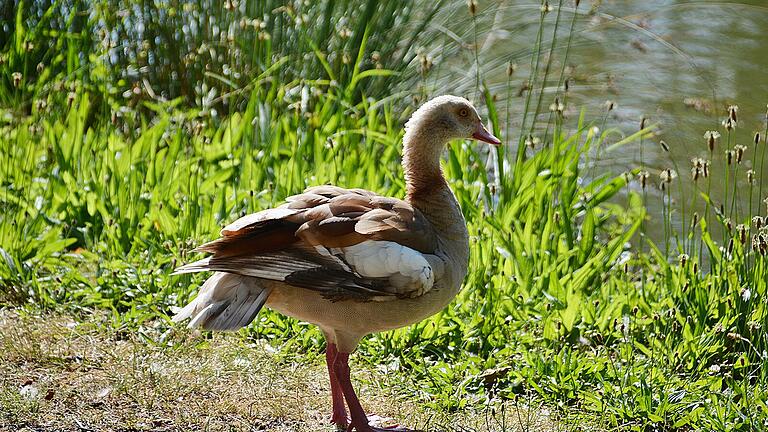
172,95,501,431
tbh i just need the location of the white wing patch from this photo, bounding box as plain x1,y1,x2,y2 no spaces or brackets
329,240,434,298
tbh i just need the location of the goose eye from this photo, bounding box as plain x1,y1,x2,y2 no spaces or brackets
458,108,469,117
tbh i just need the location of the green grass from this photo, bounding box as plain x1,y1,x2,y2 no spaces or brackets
2,1,768,431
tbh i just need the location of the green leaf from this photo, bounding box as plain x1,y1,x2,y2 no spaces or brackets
578,208,595,264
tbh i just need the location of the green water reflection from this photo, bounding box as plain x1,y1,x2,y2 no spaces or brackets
431,0,768,243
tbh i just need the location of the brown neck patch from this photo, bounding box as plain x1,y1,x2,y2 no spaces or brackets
406,169,448,202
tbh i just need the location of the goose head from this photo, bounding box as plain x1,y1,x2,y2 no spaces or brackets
404,95,501,149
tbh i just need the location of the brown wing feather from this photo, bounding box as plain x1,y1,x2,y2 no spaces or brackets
353,199,437,253
198,186,438,256
195,219,300,257
180,185,439,301
220,207,299,236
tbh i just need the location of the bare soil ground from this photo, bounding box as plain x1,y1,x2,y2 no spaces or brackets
0,309,557,432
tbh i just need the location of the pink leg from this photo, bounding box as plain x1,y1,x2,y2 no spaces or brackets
332,352,417,432
326,343,348,428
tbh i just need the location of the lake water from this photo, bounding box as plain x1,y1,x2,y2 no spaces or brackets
425,0,768,242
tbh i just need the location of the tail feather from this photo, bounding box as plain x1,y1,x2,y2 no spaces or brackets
173,272,272,331
171,257,212,275
216,288,271,330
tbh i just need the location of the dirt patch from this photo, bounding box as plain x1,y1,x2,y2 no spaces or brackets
0,309,558,432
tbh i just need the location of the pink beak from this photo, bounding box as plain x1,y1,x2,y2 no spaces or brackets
472,122,502,146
